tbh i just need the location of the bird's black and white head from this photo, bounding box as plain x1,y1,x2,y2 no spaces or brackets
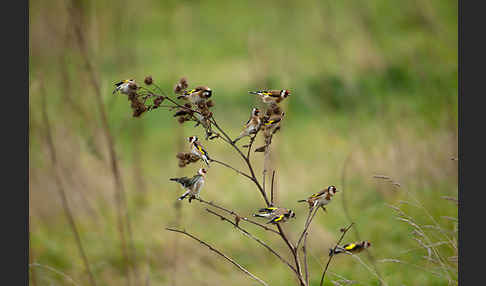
286,210,296,219
198,168,208,176
195,86,212,98
363,241,371,248
188,136,198,144
252,108,260,117
280,89,291,98
328,185,338,195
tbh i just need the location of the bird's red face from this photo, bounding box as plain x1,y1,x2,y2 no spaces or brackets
253,108,260,116
199,168,208,176
328,185,338,195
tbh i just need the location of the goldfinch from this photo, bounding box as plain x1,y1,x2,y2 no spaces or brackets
232,108,262,144
248,89,291,104
188,136,211,166
169,168,207,203
262,112,285,133
177,86,212,104
297,186,338,211
113,79,138,95
253,207,296,224
329,241,371,256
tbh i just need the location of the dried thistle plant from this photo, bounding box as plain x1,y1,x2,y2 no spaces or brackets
113,76,370,286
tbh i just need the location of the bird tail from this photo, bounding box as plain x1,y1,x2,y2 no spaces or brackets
202,155,210,167
297,199,307,203
232,132,247,144
178,190,190,201
248,91,259,95
232,136,242,144
253,213,268,218
329,247,344,257
170,178,181,183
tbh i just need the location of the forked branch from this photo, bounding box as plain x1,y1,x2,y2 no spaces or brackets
320,223,355,286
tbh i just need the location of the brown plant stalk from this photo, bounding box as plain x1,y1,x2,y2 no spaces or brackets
66,1,138,284
41,80,97,286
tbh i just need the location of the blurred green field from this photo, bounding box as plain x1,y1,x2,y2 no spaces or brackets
29,0,457,285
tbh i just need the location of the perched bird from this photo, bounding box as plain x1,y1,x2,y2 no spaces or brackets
177,86,212,104
232,108,262,144
113,79,138,95
253,207,296,224
329,241,371,256
169,168,207,203
248,89,291,104
262,112,285,134
188,136,211,166
297,186,339,211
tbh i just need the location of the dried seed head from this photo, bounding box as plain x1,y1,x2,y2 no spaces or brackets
179,77,188,89
177,117,186,124
144,76,153,85
153,96,165,107
206,100,214,108
174,77,189,94
176,152,185,160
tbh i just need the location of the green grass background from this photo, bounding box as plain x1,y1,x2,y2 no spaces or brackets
29,0,457,285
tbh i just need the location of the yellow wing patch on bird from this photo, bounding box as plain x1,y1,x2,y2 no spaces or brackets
345,243,356,250
265,120,275,126
185,89,196,95
272,215,284,222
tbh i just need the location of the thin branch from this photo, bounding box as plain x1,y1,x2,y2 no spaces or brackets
246,134,257,159
40,79,97,286
275,224,306,286
320,223,355,286
67,1,136,284
210,115,270,206
263,170,267,200
271,170,276,206
30,263,80,286
194,198,280,235
302,233,309,286
297,206,320,250
165,228,269,286
205,208,298,274
209,159,253,180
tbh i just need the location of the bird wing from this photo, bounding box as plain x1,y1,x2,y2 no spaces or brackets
184,88,196,95
268,214,284,223
311,189,328,198
188,175,202,186
264,118,282,126
195,142,209,157
344,243,357,251
171,176,191,187
258,207,277,213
